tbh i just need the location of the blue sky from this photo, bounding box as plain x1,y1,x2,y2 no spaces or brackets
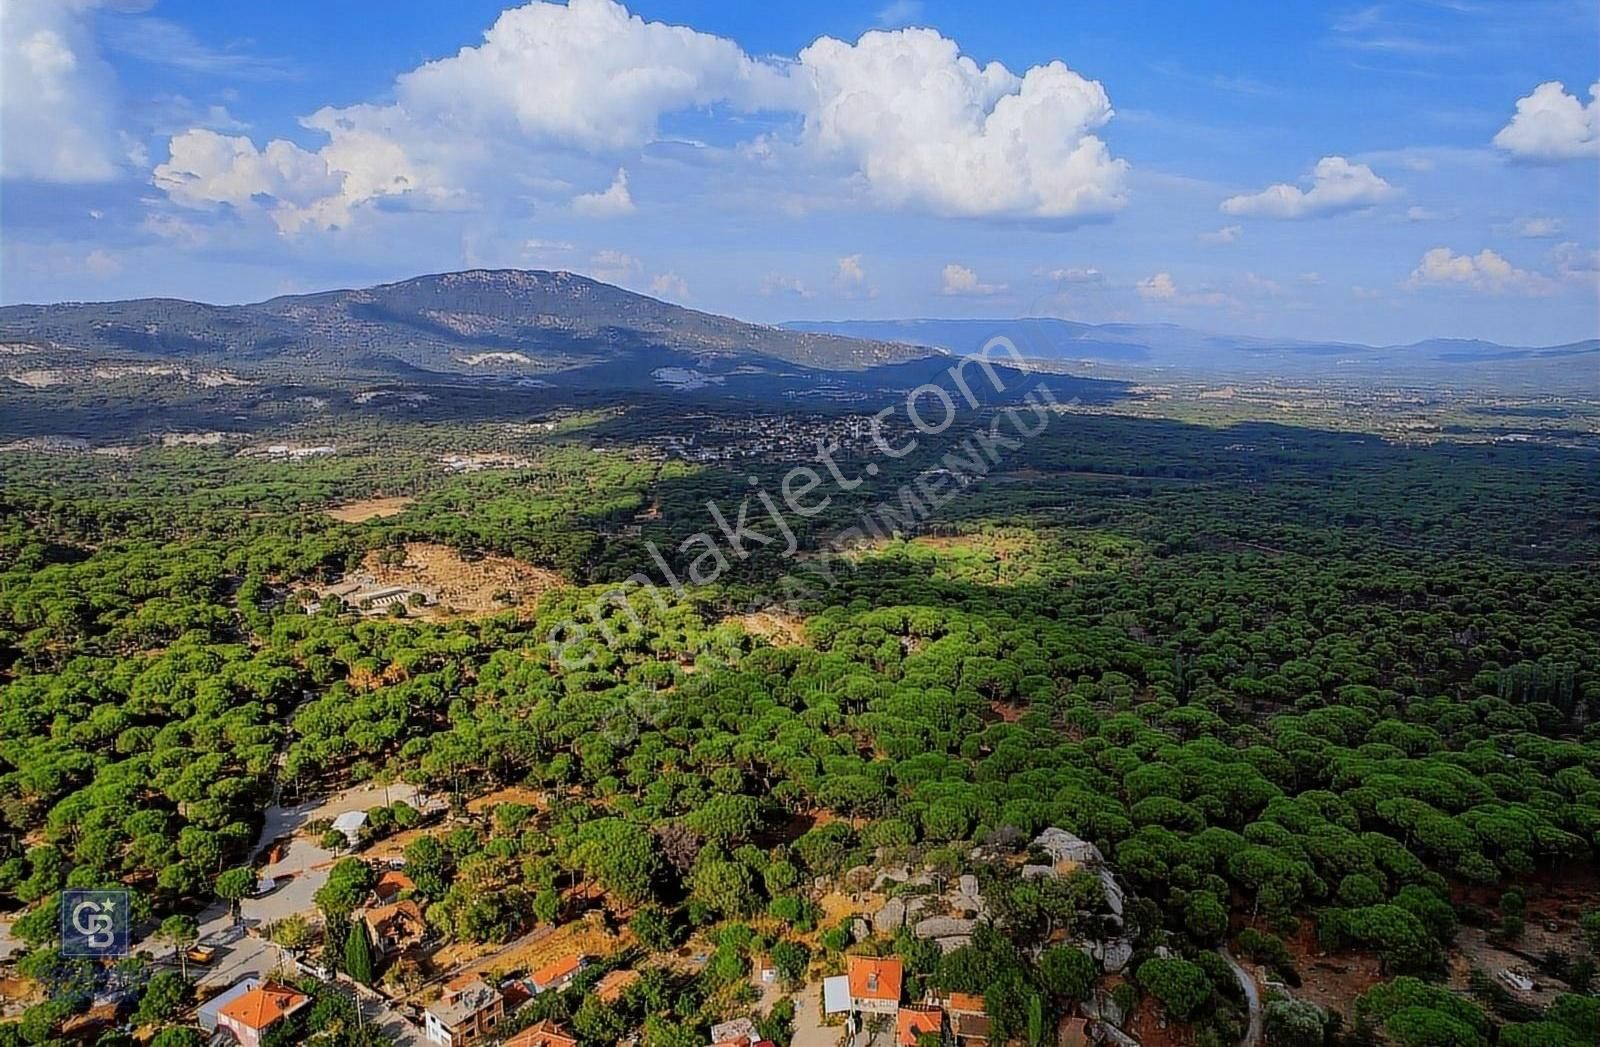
2,0,1597,347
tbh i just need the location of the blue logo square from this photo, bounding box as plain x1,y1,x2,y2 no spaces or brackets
61,890,130,958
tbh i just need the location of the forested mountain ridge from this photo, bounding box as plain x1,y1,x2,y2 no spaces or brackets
0,269,931,379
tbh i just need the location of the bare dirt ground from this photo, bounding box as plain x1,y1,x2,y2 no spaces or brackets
1124,997,1194,1046
727,609,808,646
325,496,417,522
467,786,549,815
366,826,443,863
417,913,622,1002
1444,864,1597,1007
1280,920,1385,1017
1447,926,1572,1008
360,542,563,617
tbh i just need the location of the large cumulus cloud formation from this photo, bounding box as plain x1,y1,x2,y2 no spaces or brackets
150,0,1128,233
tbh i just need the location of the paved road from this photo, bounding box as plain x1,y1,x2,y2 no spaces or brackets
789,983,844,1047
1218,947,1263,1047
129,782,432,1043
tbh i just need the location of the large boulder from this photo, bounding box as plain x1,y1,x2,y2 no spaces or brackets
1090,937,1134,973
914,916,976,940
1033,827,1104,866
1098,869,1126,918
873,898,907,934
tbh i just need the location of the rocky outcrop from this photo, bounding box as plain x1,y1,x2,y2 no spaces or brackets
914,916,977,940
1090,937,1135,973
1034,827,1105,866
1027,827,1137,974
872,897,906,934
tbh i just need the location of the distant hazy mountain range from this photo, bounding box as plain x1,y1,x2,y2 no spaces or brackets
785,318,1600,390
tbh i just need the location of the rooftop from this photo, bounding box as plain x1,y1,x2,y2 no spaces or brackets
427,980,500,1028
504,1019,579,1047
531,953,585,987
217,982,309,1032
897,1006,944,1047
848,955,904,1003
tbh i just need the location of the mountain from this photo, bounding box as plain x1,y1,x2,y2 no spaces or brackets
784,317,1600,390
0,269,931,380
0,272,1145,438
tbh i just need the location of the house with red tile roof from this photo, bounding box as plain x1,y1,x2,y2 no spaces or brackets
924,991,989,1046
361,898,427,957
897,1005,944,1047
215,982,310,1047
503,1018,579,1047
847,955,904,1015
529,953,587,994
373,868,416,902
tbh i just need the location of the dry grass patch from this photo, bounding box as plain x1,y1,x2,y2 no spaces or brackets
360,542,564,618
325,496,416,522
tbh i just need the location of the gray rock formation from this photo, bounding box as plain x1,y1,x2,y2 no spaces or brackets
1090,937,1134,973
1033,827,1104,866
914,915,976,940
873,897,906,934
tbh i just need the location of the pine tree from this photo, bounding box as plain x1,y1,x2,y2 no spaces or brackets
345,918,376,985
1027,994,1045,1047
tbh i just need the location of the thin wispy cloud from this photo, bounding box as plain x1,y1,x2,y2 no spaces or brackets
875,1,924,27
102,17,297,80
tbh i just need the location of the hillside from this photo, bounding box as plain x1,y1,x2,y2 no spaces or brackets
0,269,930,379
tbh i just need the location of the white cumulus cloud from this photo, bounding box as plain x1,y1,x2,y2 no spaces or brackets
1136,272,1177,300
1136,271,1239,309
1509,216,1562,239
153,129,370,233
797,28,1128,219
151,2,1130,234
2,0,124,181
589,249,641,283
572,168,635,217
649,271,688,298
1550,241,1599,285
1198,225,1241,246
940,263,1004,296
1221,156,1397,220
761,273,814,298
1492,81,1600,161
1044,266,1104,285
1406,247,1555,295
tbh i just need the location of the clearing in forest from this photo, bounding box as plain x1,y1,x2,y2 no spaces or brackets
324,496,416,522
726,609,808,647
359,542,564,617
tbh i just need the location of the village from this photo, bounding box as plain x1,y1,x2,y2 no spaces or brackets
134,763,1209,1047
60,769,1155,1047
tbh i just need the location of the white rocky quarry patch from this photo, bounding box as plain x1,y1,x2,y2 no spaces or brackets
458,351,535,366
652,366,725,390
